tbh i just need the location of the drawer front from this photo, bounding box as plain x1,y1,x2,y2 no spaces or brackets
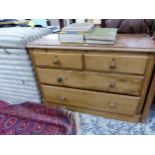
32,50,83,69
85,53,148,75
41,85,140,115
37,68,144,96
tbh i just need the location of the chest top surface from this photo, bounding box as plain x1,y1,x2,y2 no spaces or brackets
27,34,155,53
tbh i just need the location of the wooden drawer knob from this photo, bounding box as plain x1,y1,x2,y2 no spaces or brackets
108,102,115,108
57,77,63,83
109,59,116,69
60,96,66,101
53,58,60,65
109,81,115,88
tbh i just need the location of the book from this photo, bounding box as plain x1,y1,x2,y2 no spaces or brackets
60,31,86,34
59,33,84,43
59,23,95,44
59,23,94,43
61,23,95,34
85,39,115,45
85,28,117,41
61,41,84,44
59,33,83,38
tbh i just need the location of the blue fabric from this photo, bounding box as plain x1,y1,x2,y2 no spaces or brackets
31,19,48,26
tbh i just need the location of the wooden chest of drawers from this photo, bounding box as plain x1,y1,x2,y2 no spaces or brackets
27,34,155,122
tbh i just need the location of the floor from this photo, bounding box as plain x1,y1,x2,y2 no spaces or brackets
80,102,155,135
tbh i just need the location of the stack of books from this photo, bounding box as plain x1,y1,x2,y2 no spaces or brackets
85,28,117,44
59,23,95,44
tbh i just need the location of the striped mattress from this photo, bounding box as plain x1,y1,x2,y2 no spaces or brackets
0,27,52,104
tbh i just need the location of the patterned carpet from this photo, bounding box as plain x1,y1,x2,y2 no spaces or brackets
0,101,77,135
80,102,155,135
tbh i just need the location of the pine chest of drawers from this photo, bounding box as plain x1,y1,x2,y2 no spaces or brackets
27,34,155,122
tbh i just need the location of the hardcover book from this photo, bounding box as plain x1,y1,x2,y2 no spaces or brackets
85,39,115,45
59,23,94,43
85,28,117,41
61,23,95,34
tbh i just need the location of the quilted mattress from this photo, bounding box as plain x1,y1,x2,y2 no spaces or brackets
0,27,52,104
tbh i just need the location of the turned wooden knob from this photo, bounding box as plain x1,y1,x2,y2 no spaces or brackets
60,96,66,101
109,81,115,88
109,59,116,69
53,58,60,65
57,77,63,83
109,102,115,108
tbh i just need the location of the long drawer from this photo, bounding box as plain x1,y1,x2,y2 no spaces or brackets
85,53,148,75
41,85,140,115
32,49,83,69
37,68,144,96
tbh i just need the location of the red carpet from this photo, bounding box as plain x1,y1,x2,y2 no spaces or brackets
0,100,78,135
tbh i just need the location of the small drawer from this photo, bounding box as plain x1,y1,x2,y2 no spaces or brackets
32,49,83,69
41,85,140,115
37,68,144,96
85,53,148,75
